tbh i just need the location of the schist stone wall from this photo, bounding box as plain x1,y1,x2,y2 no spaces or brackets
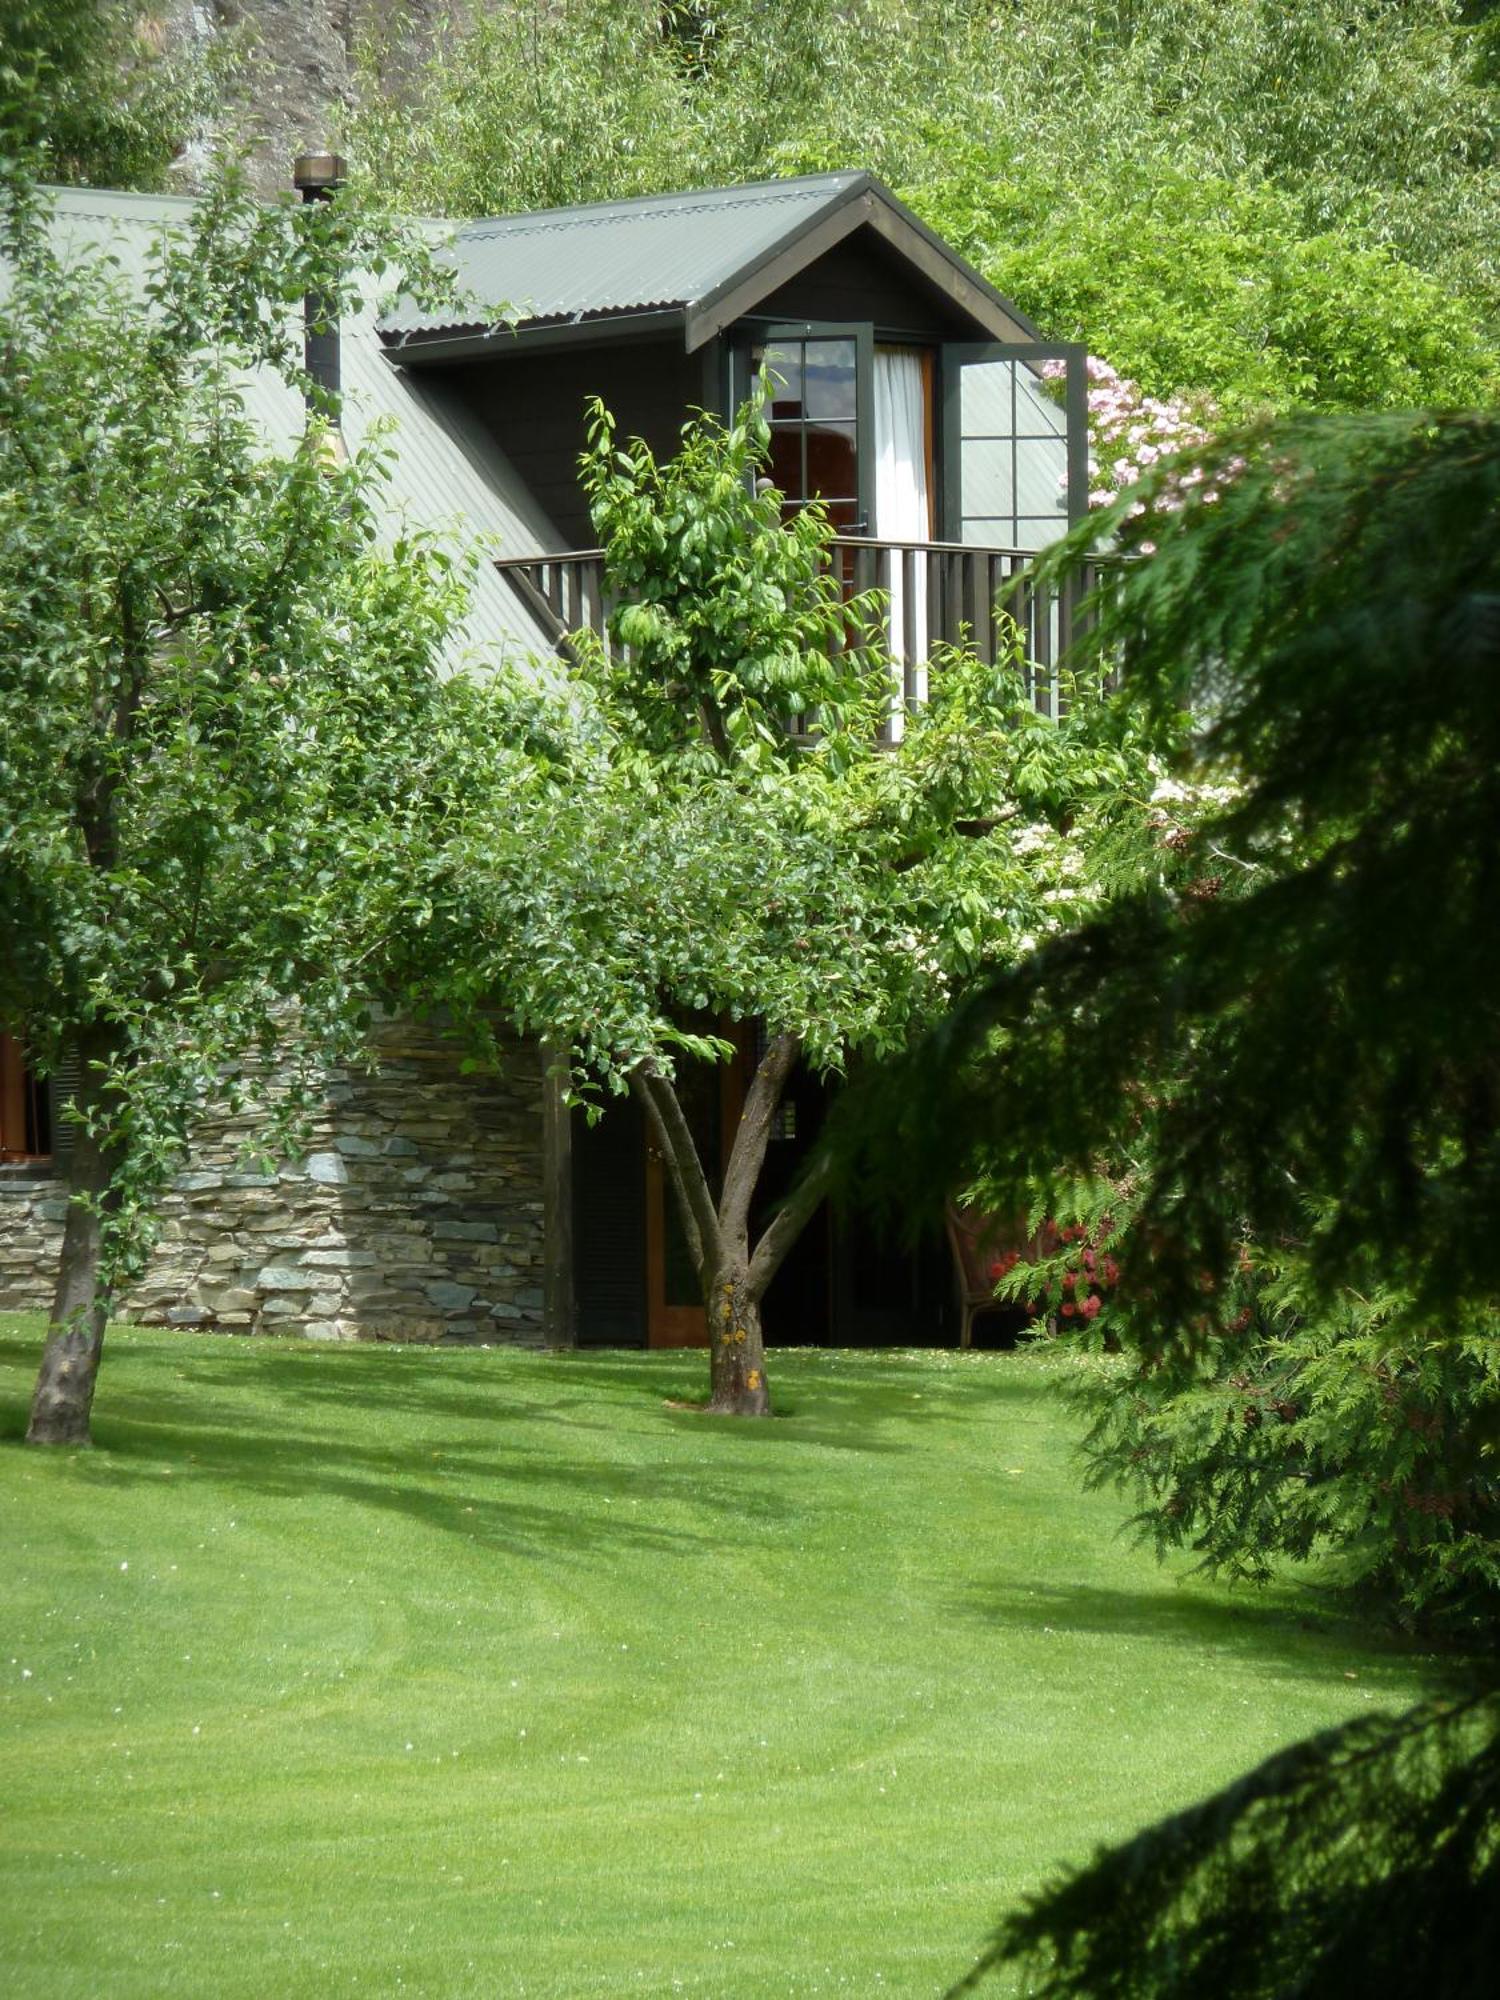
0,1019,548,1344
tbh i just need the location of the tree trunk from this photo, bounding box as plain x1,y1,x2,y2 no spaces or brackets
26,1034,122,1448
633,1033,832,1419
705,1261,772,1416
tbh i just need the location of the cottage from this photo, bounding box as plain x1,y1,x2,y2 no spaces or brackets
0,169,1086,1353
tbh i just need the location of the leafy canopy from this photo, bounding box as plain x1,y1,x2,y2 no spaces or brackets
389,393,1158,1104
353,0,1500,413
0,167,473,1286
0,0,206,190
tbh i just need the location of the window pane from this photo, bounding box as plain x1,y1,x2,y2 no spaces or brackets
958,358,1014,437
757,341,804,420
806,420,857,500
769,424,804,500
804,339,857,420
1015,434,1068,518
961,435,1015,517
960,514,1012,548
1014,365,1067,438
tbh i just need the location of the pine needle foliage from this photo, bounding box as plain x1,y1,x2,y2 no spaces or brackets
882,407,1500,1995
1057,1242,1500,1627
880,410,1500,1344
948,1694,1500,2000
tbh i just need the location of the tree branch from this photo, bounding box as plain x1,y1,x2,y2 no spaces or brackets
719,1031,800,1254
697,690,733,765
747,1144,835,1295
630,1062,722,1276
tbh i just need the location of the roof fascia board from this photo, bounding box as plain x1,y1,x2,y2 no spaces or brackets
685,185,874,351
384,307,685,367
685,177,1041,351
860,198,1039,341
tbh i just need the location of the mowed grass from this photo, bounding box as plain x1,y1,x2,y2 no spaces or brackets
1,1321,1435,1999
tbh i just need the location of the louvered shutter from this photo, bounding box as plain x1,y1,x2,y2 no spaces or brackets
45,1042,84,1179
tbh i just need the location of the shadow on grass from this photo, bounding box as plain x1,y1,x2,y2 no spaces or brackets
0,1329,1037,1562
953,1572,1445,1694
2,1328,1025,1459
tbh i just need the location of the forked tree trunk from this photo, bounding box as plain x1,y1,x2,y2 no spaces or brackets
705,1263,771,1416
632,1031,832,1417
26,1033,123,1448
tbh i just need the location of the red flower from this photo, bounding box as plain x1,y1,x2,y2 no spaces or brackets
1061,1302,1077,1318
1080,1294,1101,1319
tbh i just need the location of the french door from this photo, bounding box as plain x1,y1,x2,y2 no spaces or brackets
736,321,875,533
940,342,1089,549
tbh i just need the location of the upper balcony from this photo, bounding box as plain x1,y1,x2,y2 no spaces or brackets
495,534,1102,731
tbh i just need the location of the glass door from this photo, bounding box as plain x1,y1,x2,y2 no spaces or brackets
940,343,1088,551
737,322,875,534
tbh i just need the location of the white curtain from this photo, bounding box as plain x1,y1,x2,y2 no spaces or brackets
873,348,931,728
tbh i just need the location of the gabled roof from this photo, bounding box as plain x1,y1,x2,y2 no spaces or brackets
378,171,1036,358
28,187,562,664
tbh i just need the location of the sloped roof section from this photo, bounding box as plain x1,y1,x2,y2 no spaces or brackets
379,171,1034,353
32,186,561,669
380,173,865,340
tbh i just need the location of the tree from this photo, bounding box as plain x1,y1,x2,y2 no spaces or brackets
392,392,1157,1415
857,410,1500,1989
0,166,472,1445
914,158,1500,414
352,2,1500,415
0,0,206,189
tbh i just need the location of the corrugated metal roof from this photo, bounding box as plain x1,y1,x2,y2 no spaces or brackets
380,172,870,339
29,187,561,672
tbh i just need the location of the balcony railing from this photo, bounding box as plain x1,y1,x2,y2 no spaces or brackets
495,535,1101,725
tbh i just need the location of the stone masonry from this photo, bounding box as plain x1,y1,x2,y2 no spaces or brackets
0,1018,547,1344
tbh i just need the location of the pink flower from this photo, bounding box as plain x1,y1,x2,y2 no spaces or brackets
1080,1294,1101,1319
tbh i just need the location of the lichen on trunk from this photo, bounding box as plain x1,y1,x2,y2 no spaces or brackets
706,1265,771,1416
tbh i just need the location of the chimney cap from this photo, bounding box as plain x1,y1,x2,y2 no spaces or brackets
292,152,347,194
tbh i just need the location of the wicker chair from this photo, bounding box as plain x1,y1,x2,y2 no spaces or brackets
944,1200,1030,1349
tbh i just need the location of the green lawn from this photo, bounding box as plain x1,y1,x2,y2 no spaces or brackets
0,1321,1436,1998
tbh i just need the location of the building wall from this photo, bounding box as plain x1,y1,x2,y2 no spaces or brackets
0,1018,548,1344
755,228,980,340
456,337,705,548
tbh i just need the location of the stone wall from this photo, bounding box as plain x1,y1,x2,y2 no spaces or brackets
0,1018,548,1344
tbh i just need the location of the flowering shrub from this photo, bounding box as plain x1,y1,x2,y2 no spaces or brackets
1044,355,1236,551
987,1214,1123,1334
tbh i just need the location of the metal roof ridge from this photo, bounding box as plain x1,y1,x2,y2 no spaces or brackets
456,171,868,241
42,183,201,216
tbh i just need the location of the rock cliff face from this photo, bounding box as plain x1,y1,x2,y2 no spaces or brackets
160,0,451,196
